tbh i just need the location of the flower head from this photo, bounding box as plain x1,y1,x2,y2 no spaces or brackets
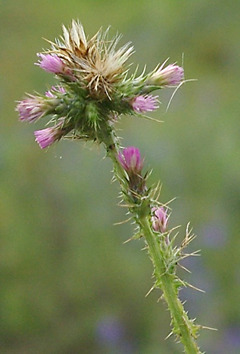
148,63,184,87
34,125,63,149
37,53,66,74
47,20,134,98
16,97,47,122
151,207,168,233
118,146,143,174
131,95,159,113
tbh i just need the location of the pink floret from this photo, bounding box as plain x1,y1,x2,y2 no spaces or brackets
132,95,159,113
151,207,168,233
37,53,65,74
34,127,57,149
16,98,44,122
157,64,184,86
118,146,143,174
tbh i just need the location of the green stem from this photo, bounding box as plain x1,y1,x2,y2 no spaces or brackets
139,217,201,354
103,131,201,353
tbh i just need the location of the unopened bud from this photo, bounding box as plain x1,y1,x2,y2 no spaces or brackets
151,207,168,233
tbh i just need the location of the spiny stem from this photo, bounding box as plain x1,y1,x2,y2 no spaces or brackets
139,217,201,354
104,132,202,354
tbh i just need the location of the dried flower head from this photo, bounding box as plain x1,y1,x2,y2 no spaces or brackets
47,20,134,98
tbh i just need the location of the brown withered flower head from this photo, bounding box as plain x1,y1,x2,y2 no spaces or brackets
47,20,134,98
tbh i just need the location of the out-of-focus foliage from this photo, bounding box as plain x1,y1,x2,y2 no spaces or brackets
1,1,240,353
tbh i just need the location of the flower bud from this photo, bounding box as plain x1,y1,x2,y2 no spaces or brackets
37,53,66,74
148,64,184,87
85,102,99,129
34,125,63,149
131,95,159,113
36,54,74,79
151,207,168,233
118,146,143,175
16,97,48,122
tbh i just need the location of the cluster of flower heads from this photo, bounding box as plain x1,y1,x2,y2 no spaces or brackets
16,20,184,149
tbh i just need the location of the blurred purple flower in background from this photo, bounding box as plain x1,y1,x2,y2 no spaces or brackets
201,222,227,249
211,325,240,354
223,326,240,352
96,315,135,353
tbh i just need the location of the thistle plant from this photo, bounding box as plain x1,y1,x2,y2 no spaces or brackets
16,20,209,353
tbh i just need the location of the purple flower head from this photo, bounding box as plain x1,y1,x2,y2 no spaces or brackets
149,64,184,86
37,53,67,74
16,97,46,122
118,146,143,174
132,95,159,113
34,125,61,149
45,85,66,98
151,206,168,233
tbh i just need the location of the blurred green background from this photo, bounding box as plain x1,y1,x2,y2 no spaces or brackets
1,0,240,353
